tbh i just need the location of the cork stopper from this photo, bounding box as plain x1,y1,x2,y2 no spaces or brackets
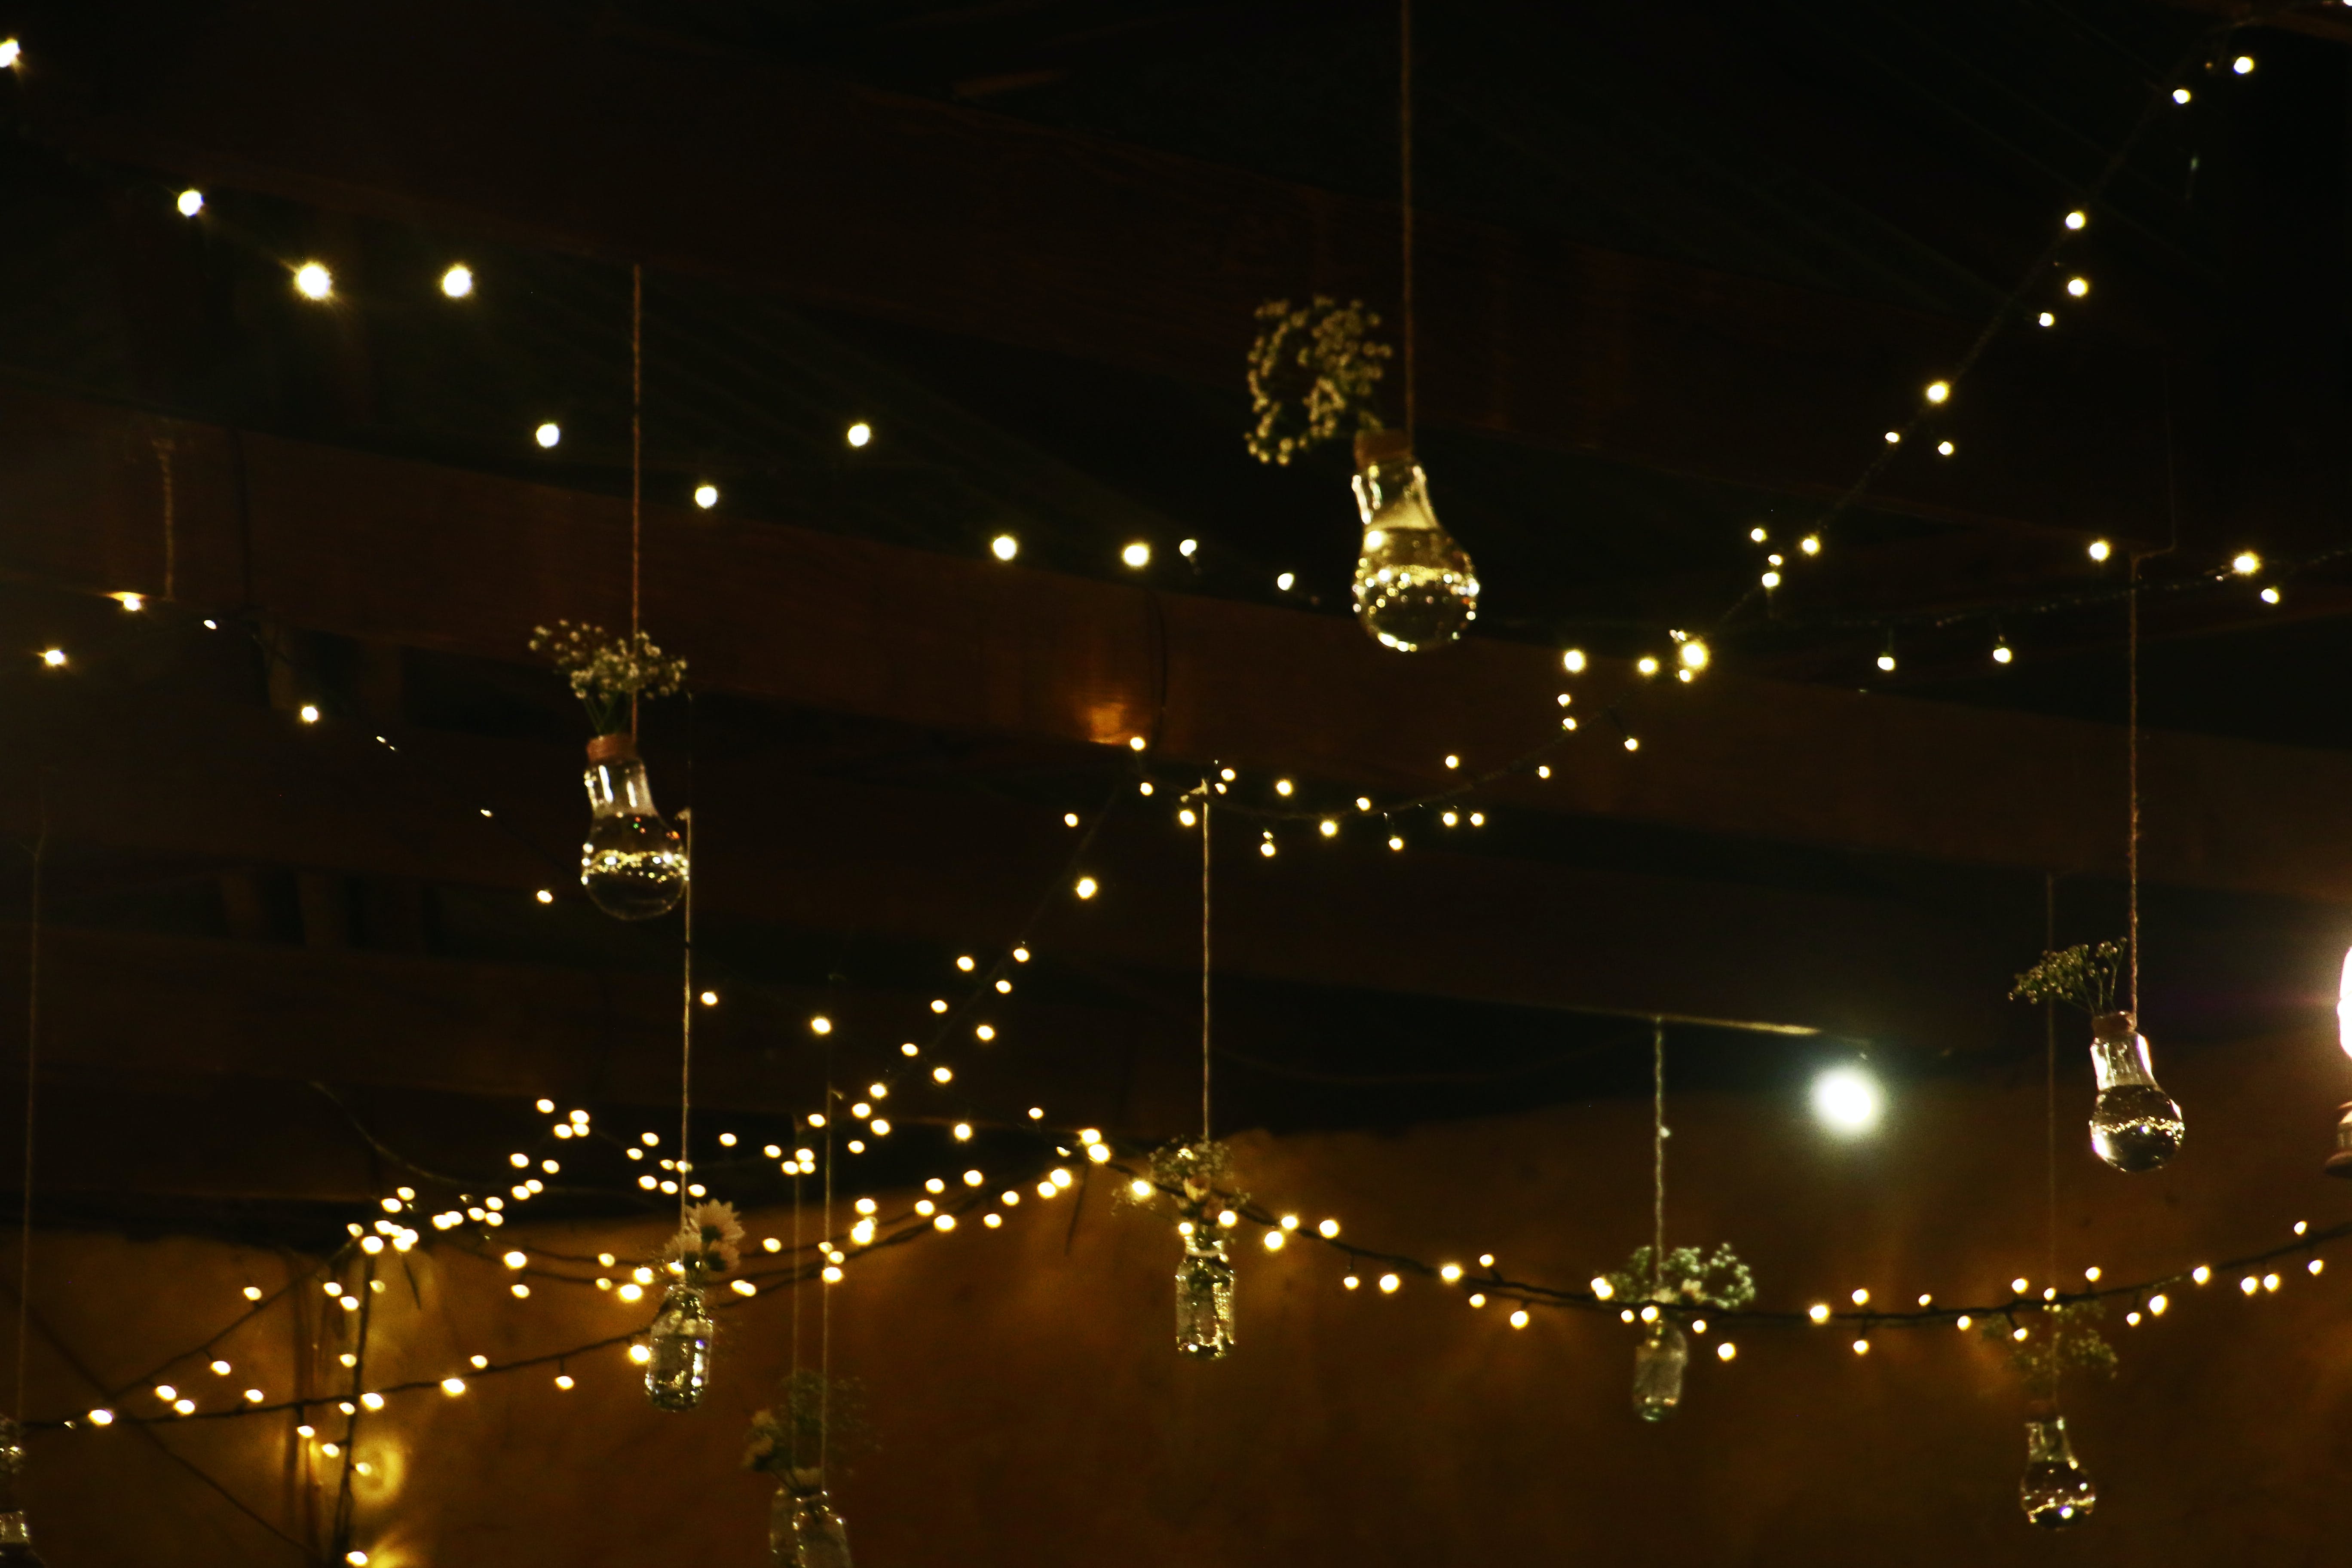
1353,427,1413,471
586,732,639,765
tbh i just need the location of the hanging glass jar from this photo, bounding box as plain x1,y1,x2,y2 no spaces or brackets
1175,1223,1236,1359
2018,1403,2097,1528
0,1419,43,1566
2087,1012,2184,1172
1350,429,1478,652
644,1281,714,1412
771,1469,854,1568
1631,1316,1687,1422
581,732,688,920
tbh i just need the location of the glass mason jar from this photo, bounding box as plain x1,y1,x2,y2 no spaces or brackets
2087,1011,2184,1173
2018,1404,2097,1528
1632,1318,1687,1422
580,733,688,921
1350,429,1478,652
1175,1232,1236,1359
770,1471,853,1568
644,1283,714,1412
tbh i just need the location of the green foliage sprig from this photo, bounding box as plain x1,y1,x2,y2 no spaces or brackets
1982,1301,2117,1399
1245,297,1392,466
2010,941,2126,1016
1602,1243,1756,1311
744,1370,873,1481
1128,1139,1247,1226
528,619,688,736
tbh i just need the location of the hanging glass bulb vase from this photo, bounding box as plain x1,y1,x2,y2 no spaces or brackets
1175,1221,1236,1359
582,731,688,920
1631,1314,1687,1422
1351,429,1477,652
2018,1403,2097,1528
644,1280,715,1411
2087,1011,2184,1173
771,1470,854,1568
0,1419,44,1566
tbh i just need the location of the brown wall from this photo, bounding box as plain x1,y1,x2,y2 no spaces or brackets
15,1018,2352,1565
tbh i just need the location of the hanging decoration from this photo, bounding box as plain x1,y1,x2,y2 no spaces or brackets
644,1200,741,1412
0,1419,43,1566
1994,1302,2115,1528
1135,1139,1243,1360
746,1372,861,1568
2323,946,2352,1178
1601,1022,1755,1420
1243,297,1392,467
530,619,691,919
1351,429,1479,652
2011,943,2184,1173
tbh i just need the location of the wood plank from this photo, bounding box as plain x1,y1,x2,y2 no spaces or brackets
2,386,2350,904
15,0,2177,541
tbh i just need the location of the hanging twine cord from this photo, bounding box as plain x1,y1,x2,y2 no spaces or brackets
677,808,693,1237
2044,871,2058,1290
2127,556,2141,1022
1400,0,1416,444
1650,1018,1664,1298
152,435,176,601
820,1075,833,1479
1201,786,1213,1144
13,809,43,1421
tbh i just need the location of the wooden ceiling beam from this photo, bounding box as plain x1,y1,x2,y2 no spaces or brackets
5,386,2352,904
12,0,2179,542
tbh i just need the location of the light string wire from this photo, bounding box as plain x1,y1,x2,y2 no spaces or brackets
13,798,43,1424
1710,15,2257,641
2044,871,2059,1295
820,1069,833,1482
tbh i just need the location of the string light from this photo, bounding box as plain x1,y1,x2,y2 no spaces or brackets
1121,543,1151,569
2088,539,2112,562
693,483,719,509
175,190,205,217
441,264,475,298
2065,277,2089,298
535,422,562,448
294,262,334,300
0,39,20,68
2231,551,2261,576
845,422,873,447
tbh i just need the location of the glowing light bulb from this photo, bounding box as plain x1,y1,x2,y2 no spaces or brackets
845,422,872,447
2037,312,2056,328
294,262,334,300
441,264,474,298
1074,876,1098,899
1678,640,1709,673
2064,210,2086,230
1876,652,1896,673
2088,539,2111,562
693,483,718,509
2231,551,2261,576
2233,55,2254,74
0,39,19,68
1761,571,1781,590
1811,1066,1883,1135
991,534,1018,561
175,189,205,217
1121,542,1151,569
2173,87,2192,104
1925,380,1951,404
578,734,687,919
1350,430,1476,651
535,422,562,449
2086,1013,2184,1172
2020,1406,2098,1528
2066,277,2089,298
38,648,65,669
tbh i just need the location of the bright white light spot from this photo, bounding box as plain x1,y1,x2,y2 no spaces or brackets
1924,380,1950,404
2173,87,2192,105
535,422,561,448
2337,946,2352,1057
845,422,873,447
1276,572,1295,591
176,190,205,218
298,704,321,724
1561,649,1586,674
1121,542,1151,569
1074,876,1098,899
2064,210,2086,231
1876,653,1896,673
1811,1065,1884,1135
2037,311,2055,328
693,483,718,508
0,40,20,69
2233,55,2254,74
441,264,474,298
991,534,1018,561
2232,551,2262,576
2066,276,2089,298
38,649,64,669
2088,539,2111,562
294,262,333,300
